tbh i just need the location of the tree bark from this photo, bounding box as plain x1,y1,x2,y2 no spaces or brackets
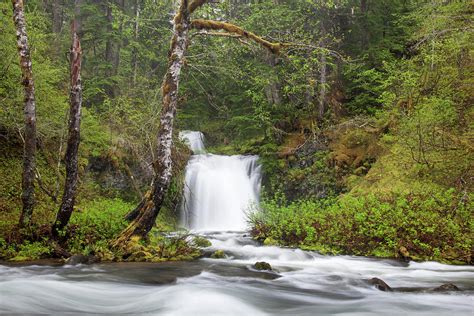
112,0,192,247
264,52,281,106
359,0,370,50
53,1,83,236
104,1,114,76
318,19,328,122
318,51,327,121
13,0,37,228
131,0,140,86
51,0,63,34
112,0,125,77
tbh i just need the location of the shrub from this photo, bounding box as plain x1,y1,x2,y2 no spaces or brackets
65,198,132,255
10,240,52,261
249,189,472,263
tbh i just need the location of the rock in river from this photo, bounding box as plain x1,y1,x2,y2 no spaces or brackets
66,254,99,265
367,277,393,292
254,261,272,271
432,283,460,292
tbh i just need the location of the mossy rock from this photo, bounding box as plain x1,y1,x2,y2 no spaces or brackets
193,236,212,248
211,250,225,259
8,256,30,262
254,261,272,271
354,166,367,176
127,250,153,262
263,238,279,246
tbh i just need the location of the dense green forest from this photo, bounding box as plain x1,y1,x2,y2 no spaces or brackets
0,0,472,264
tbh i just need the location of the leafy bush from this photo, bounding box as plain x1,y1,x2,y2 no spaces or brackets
249,189,472,263
10,240,52,261
65,198,132,255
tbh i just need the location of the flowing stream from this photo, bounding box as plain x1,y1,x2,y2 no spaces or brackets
0,131,473,315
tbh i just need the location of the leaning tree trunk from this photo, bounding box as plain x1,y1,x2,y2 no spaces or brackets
52,5,83,236
13,0,37,228
111,0,191,247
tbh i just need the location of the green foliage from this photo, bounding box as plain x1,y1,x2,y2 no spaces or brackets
9,240,52,261
125,231,202,262
65,198,132,255
250,190,472,263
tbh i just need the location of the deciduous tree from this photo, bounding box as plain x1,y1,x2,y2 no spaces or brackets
13,0,37,227
53,0,83,236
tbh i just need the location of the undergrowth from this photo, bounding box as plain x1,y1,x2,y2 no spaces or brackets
249,189,472,264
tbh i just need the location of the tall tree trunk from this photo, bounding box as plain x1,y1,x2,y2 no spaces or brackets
112,0,191,247
318,18,328,122
131,0,140,87
51,0,63,33
360,0,369,50
318,51,327,121
13,0,37,228
53,0,83,236
104,1,114,76
112,0,125,76
264,52,281,106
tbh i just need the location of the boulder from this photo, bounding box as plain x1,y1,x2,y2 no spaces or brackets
254,261,272,271
66,254,100,265
263,238,278,246
432,283,460,292
210,250,225,259
193,236,212,248
66,254,89,265
367,277,393,292
399,246,411,261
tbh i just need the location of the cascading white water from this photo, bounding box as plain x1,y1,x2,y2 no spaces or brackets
179,131,261,231
180,131,206,154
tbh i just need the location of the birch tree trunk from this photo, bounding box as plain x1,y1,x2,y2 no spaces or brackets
53,1,83,236
13,0,37,227
112,0,191,246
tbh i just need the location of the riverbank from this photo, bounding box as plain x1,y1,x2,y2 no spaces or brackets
1,231,473,315
249,191,472,265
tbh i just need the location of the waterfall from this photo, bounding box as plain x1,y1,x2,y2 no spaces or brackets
180,131,206,154
179,131,261,231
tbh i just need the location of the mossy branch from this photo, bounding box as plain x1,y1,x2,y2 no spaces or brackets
188,0,207,14
191,19,283,54
192,31,243,38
